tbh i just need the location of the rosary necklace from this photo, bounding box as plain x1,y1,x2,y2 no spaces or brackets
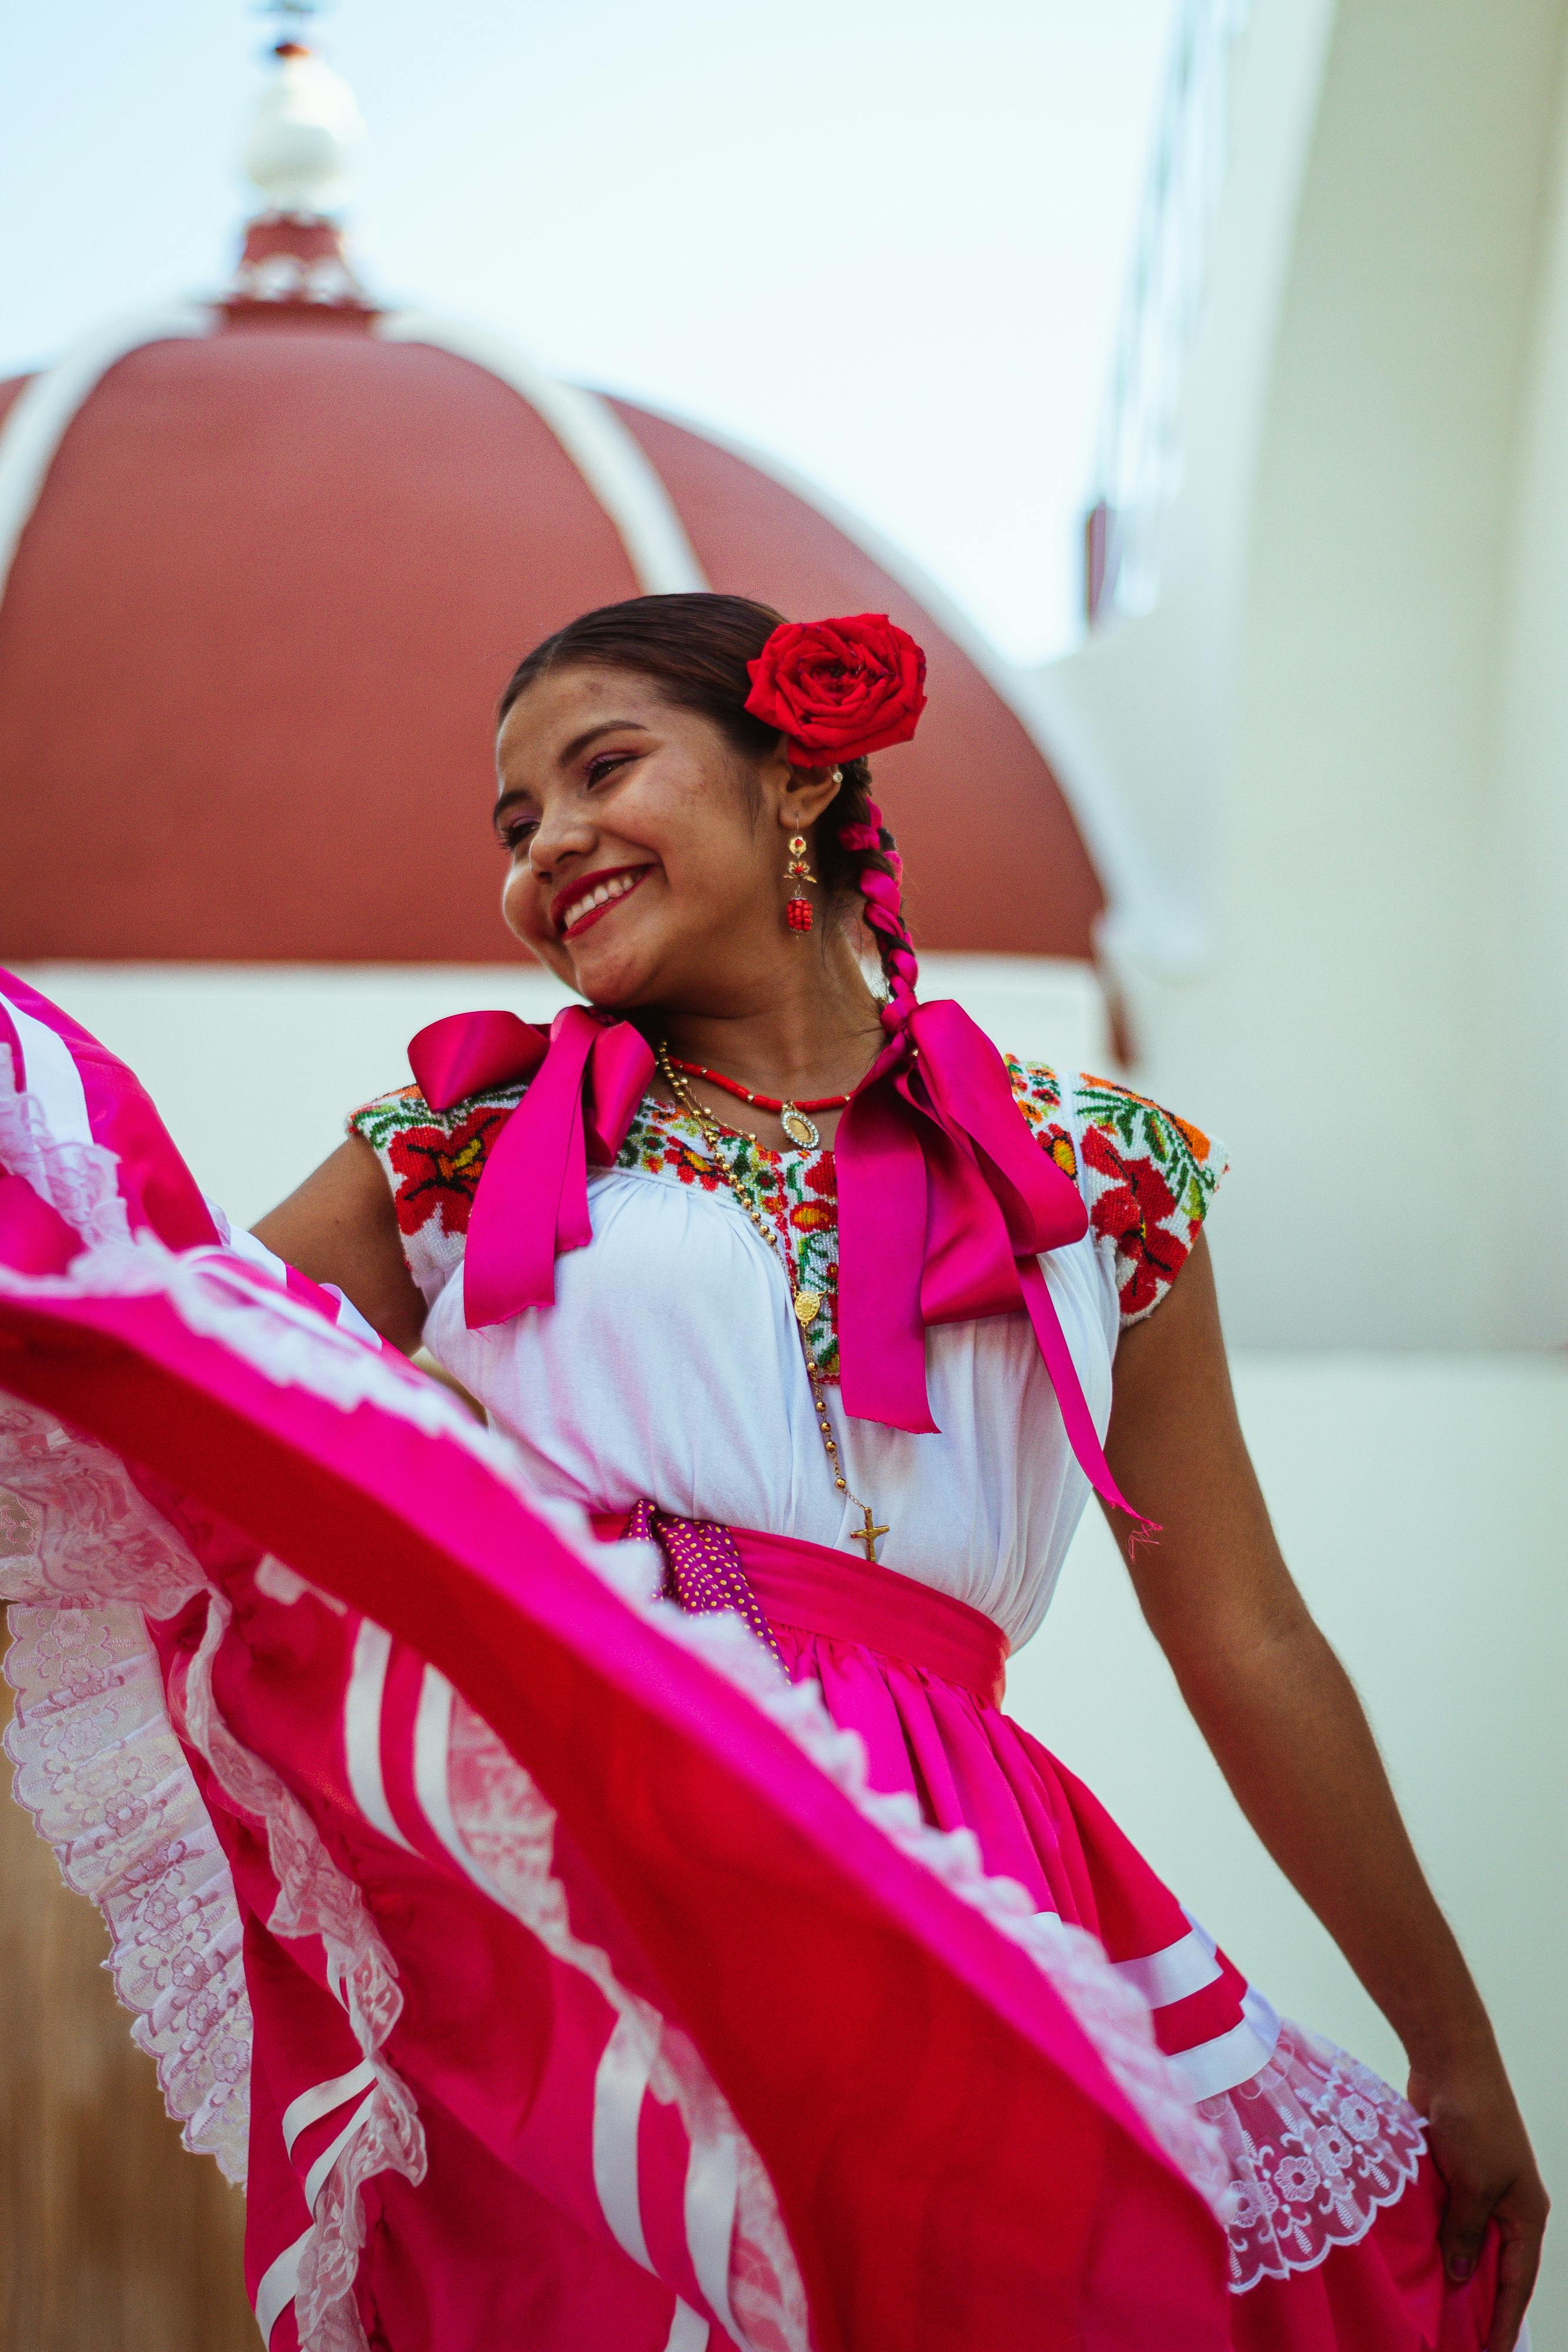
657,1042,889,1565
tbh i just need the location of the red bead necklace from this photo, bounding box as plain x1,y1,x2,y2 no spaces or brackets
663,1055,854,1115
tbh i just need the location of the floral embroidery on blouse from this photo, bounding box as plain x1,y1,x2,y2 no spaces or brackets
1007,1058,1227,1326
349,1083,526,1303
350,1054,1223,1340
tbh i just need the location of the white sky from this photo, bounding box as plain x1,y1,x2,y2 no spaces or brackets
0,0,1177,663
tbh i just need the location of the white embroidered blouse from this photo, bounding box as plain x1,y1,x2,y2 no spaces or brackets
349,1058,1226,1651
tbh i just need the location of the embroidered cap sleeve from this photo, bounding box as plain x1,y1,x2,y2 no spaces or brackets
1006,1058,1227,1329
347,1081,525,1308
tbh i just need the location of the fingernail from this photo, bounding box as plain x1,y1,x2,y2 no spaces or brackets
1448,2256,1474,2283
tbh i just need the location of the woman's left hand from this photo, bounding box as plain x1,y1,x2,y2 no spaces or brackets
1406,2047,1549,2352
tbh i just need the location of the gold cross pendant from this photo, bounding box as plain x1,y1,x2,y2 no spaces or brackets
852,1505,889,1563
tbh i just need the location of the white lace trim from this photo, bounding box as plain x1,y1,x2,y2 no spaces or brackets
173,1586,426,2352
4,1596,252,2180
0,1042,130,1250
1,1393,250,2183
0,1392,206,1615
1202,2018,1426,2291
0,1370,426,2347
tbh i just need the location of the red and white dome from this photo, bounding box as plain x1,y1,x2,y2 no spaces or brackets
0,51,1110,968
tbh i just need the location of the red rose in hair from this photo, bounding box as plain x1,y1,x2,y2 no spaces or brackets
744,613,927,767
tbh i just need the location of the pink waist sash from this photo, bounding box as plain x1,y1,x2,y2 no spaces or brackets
592,1511,1009,1708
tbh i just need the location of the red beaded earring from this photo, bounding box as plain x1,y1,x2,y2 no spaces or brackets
784,833,816,933
783,769,840,935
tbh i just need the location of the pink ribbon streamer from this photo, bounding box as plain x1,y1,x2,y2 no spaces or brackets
406,998,1152,1531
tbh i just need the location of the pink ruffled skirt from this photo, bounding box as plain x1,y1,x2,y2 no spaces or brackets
2,963,1512,2352
603,1511,1502,2352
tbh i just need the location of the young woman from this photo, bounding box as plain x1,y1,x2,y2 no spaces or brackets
252,593,1544,2347
0,595,1543,2351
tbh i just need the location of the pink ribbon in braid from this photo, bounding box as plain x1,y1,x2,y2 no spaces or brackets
841,800,920,1042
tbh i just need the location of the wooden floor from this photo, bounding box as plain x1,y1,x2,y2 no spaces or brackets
1,1688,256,2352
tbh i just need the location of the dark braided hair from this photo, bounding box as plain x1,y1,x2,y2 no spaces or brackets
497,593,919,1027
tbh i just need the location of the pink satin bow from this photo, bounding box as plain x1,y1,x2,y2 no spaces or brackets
409,1006,654,1328
407,1000,1151,1530
837,999,1149,1524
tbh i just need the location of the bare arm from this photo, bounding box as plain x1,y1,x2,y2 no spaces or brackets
252,1137,427,1356
1102,1234,1545,2350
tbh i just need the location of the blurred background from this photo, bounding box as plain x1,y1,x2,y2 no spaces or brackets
0,0,1563,2345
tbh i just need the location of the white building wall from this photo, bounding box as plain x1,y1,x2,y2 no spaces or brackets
1046,0,1568,1348
1491,21,1568,1349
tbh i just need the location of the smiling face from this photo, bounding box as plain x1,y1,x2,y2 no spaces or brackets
496,663,844,1015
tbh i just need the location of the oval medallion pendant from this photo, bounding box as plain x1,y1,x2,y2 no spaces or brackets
793,1289,823,1326
780,1105,820,1150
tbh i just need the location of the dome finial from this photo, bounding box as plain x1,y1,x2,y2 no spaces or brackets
227,2,372,310
243,5,365,220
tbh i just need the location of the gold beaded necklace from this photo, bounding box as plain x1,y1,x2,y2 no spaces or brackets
656,1042,889,1565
